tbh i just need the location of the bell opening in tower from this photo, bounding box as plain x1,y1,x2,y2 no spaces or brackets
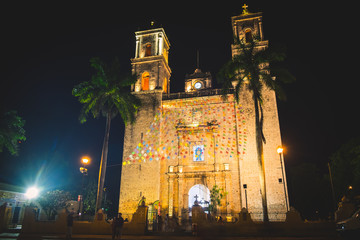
145,44,152,57
142,72,150,90
245,29,252,43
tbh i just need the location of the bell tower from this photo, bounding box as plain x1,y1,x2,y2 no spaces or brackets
231,4,268,57
131,26,171,93
119,26,171,219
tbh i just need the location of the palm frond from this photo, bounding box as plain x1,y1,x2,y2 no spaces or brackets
73,57,141,125
0,110,26,155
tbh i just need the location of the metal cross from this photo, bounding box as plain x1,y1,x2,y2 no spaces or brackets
194,194,199,201
242,4,249,15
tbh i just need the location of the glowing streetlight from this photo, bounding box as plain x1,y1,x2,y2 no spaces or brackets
25,186,39,199
82,157,90,165
277,146,284,154
80,156,90,174
79,156,91,217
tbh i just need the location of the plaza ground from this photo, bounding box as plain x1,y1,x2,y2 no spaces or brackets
0,231,343,240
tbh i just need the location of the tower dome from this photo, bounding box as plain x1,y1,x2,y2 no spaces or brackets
184,68,212,92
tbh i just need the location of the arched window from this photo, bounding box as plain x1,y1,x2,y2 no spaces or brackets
141,72,149,91
145,44,152,57
245,29,252,43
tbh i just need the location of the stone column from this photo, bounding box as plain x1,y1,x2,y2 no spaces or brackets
177,173,183,224
234,100,243,211
258,19,263,41
168,175,174,217
158,33,163,56
135,36,140,58
224,171,232,216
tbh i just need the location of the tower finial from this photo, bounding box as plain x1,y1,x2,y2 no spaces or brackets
242,4,249,15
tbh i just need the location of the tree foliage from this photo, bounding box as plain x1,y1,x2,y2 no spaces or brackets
330,137,360,201
37,190,72,220
72,57,141,125
72,57,141,211
287,163,331,220
0,110,26,155
82,178,97,215
209,185,227,215
217,36,295,104
81,177,113,216
217,34,294,221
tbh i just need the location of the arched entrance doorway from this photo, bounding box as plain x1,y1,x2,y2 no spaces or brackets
188,184,210,214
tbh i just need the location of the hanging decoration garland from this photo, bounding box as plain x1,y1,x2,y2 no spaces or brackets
123,95,247,165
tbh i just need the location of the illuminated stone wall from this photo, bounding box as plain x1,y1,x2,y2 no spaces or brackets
119,10,289,222
119,87,288,221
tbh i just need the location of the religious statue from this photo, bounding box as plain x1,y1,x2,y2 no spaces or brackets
138,196,146,206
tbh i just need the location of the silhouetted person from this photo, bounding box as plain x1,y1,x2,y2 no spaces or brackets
66,211,77,239
158,215,163,232
112,213,124,240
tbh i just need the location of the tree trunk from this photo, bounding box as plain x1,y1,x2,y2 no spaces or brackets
95,112,111,212
254,96,269,222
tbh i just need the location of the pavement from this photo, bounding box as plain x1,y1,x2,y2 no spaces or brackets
0,232,343,240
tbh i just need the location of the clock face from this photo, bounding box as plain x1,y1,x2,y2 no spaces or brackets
194,81,202,89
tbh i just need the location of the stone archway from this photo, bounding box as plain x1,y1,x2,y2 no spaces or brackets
188,184,210,210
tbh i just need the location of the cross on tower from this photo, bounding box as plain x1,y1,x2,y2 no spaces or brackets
242,4,249,15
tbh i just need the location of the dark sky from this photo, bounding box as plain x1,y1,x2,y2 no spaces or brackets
0,2,359,206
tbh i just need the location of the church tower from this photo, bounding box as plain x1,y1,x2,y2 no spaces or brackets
231,4,268,56
131,26,171,93
230,5,290,221
119,26,171,218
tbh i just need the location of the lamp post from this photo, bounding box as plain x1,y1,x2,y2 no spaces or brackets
277,147,289,212
243,184,248,210
79,156,90,217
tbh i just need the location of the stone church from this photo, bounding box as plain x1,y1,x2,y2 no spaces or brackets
119,9,289,223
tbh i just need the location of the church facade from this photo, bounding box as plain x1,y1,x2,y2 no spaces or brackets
119,10,289,222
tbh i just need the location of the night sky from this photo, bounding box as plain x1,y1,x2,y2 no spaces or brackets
0,2,358,208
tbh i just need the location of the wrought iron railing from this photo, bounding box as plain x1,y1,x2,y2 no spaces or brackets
162,88,234,100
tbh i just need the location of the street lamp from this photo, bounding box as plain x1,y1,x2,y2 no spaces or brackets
80,156,90,174
25,186,39,199
243,184,248,210
277,146,289,212
79,156,90,216
82,157,90,165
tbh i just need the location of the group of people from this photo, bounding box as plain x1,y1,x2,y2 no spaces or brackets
156,214,179,232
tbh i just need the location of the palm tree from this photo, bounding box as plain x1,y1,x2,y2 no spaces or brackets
218,36,294,222
0,109,26,156
72,57,141,211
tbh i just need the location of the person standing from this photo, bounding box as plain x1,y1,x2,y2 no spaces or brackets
157,215,163,232
112,213,124,240
66,211,77,240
